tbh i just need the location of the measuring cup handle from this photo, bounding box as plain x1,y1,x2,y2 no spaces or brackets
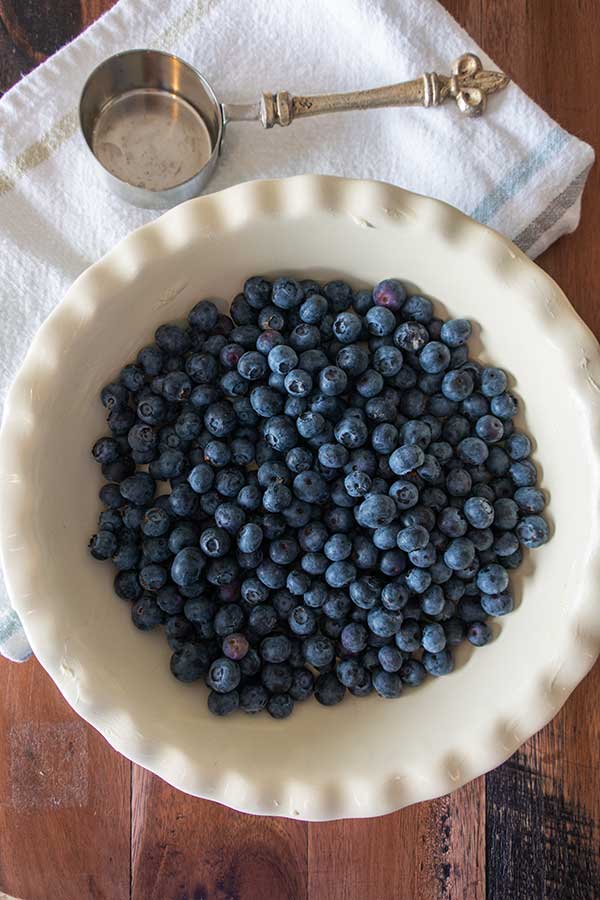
259,54,509,127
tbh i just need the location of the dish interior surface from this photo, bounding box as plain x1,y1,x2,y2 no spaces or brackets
1,176,599,820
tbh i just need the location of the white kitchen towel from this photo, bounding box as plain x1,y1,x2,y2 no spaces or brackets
0,0,594,662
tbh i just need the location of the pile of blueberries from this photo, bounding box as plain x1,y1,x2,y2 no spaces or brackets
89,275,549,718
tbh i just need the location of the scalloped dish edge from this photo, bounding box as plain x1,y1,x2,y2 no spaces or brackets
1,175,599,820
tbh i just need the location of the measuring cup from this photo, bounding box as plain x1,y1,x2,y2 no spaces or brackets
79,49,509,209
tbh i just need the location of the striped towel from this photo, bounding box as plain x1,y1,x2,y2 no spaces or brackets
0,0,594,662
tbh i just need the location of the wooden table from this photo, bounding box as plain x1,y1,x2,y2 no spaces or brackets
0,2,598,898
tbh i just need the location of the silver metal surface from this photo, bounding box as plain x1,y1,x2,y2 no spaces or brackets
79,50,509,209
79,49,223,208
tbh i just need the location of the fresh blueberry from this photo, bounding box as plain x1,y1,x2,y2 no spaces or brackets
314,672,346,705
516,515,550,548
422,648,454,676
467,622,492,646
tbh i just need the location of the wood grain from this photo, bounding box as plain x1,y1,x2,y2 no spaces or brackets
0,1,599,899
0,656,131,900
307,778,485,900
131,766,308,900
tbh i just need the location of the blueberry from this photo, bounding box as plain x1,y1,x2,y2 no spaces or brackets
444,538,475,571
457,437,489,466
388,479,419,510
405,567,432,594
365,306,396,336
494,498,519,530
170,547,205,587
101,381,129,411
440,318,471,347
170,642,210,682
162,371,192,403
325,561,356,588
92,436,121,465
420,341,451,374
514,486,545,514
138,563,167,592
332,311,361,343
300,293,328,324
320,280,352,311
137,344,164,377
140,507,170,538
262,662,294,694
367,608,402,637
263,415,297,453
336,658,365,688
398,659,426,687
467,622,492,646
372,669,402,698
206,657,241,693
480,590,513,616
314,672,346,705
243,275,271,308
506,432,532,461
422,648,454,676
303,635,335,668
240,683,269,713
421,585,446,616
241,577,268,606
442,369,474,401
120,472,155,506
266,694,294,718
230,325,260,348
89,530,118,560
131,594,165,629
168,484,198,518
319,365,348,397
373,278,406,312
476,563,508,595
190,385,220,411
272,277,304,309
269,540,299,567
396,525,429,552
402,295,433,323
389,445,425,475
517,515,550,548
184,463,213,495
98,509,123,533
393,321,429,352
475,414,504,444
334,416,369,449
356,494,397,528
208,690,240,716
186,298,218,331
378,645,404,673
460,394,487,423
204,401,237,437
337,344,370,377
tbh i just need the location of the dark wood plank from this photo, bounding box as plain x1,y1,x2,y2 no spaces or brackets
307,778,485,900
485,666,600,900
0,656,131,900
0,0,117,94
0,0,82,63
131,766,308,900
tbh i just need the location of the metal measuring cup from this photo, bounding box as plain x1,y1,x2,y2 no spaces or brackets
79,49,509,209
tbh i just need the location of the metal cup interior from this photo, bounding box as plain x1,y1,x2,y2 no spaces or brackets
79,50,223,207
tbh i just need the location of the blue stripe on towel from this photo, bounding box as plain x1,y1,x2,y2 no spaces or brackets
471,126,571,225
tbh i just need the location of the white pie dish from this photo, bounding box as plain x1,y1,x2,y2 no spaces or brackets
1,175,599,821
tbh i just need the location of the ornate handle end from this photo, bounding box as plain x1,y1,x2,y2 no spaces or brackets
446,53,510,117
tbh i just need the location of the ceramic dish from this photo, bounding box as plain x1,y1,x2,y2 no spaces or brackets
1,175,599,821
